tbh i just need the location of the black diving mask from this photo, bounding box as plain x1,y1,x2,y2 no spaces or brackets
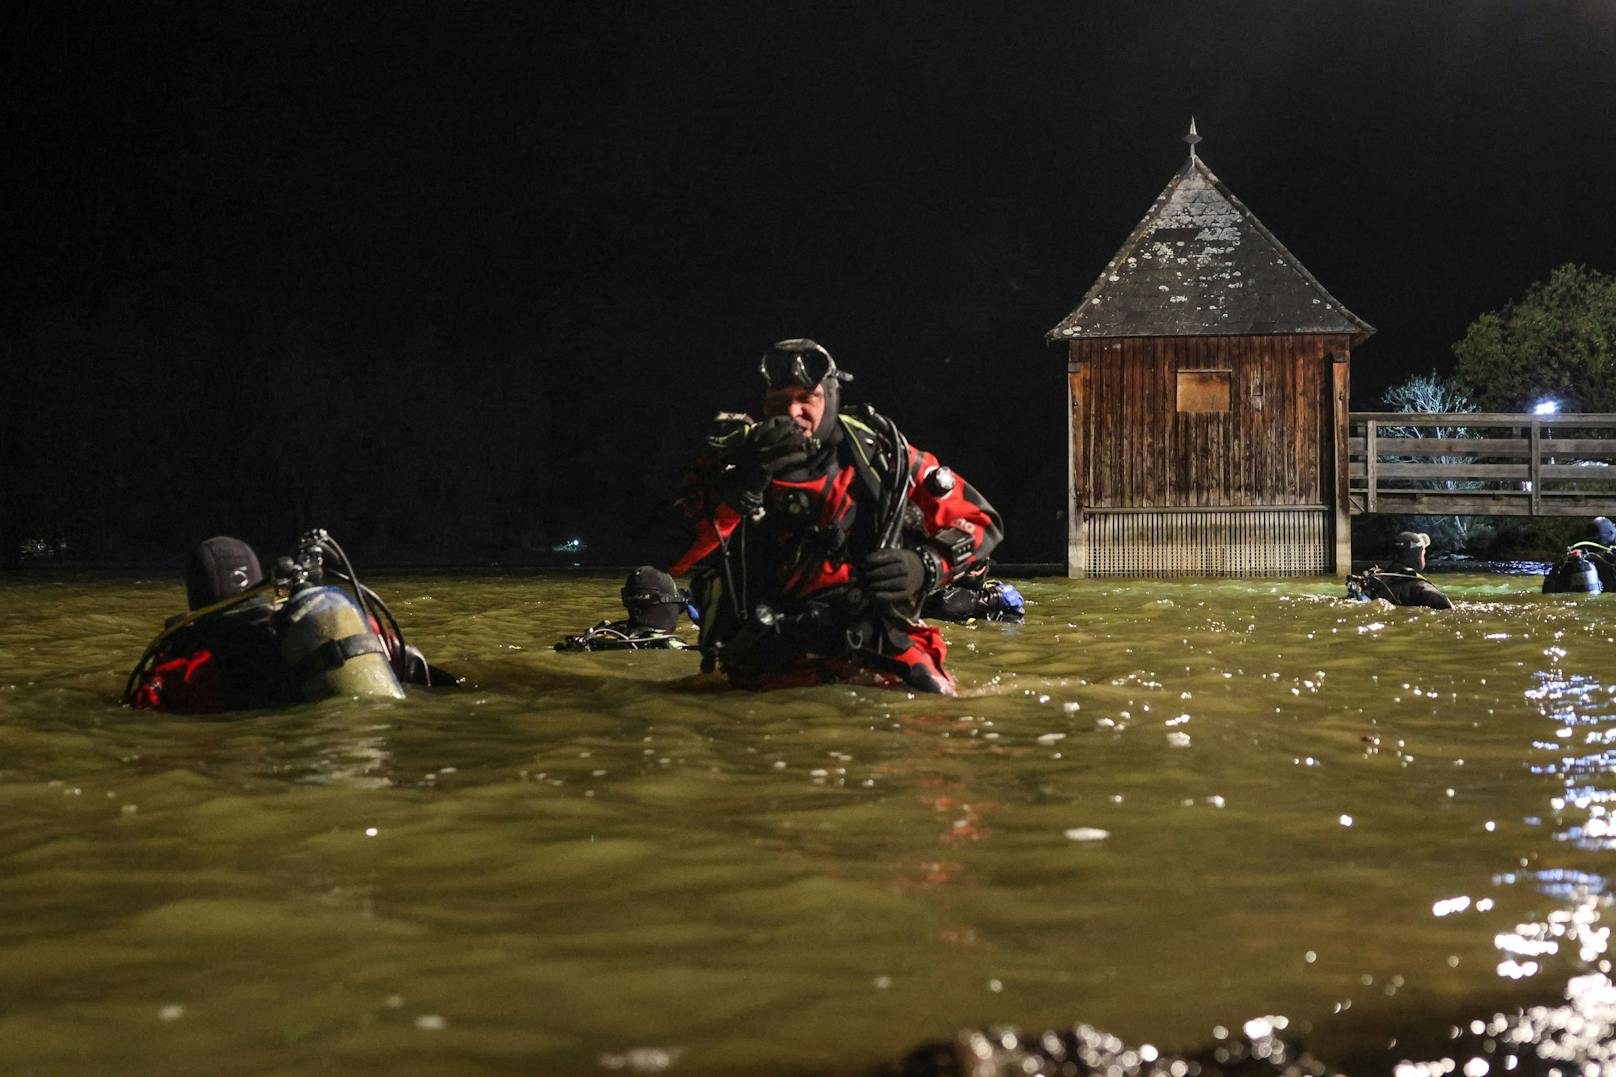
622,584,699,624
759,340,854,391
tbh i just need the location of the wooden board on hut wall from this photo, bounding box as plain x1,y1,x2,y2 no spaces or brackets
1071,334,1337,509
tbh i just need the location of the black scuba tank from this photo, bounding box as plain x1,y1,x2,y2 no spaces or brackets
1563,557,1602,595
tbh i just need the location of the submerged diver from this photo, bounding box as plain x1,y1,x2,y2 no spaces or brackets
128,531,453,714
555,566,694,651
1542,516,1616,594
1345,531,1454,610
921,559,1026,623
658,338,1003,695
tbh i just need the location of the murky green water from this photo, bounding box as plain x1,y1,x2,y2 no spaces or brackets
1,571,1613,1074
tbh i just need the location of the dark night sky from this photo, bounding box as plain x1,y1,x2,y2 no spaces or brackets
8,1,1616,563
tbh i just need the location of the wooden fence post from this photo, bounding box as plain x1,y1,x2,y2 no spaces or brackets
1529,420,1542,516
1331,357,1351,576
1365,420,1378,514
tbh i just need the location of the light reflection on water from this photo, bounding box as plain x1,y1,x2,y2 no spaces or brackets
0,571,1613,1074
1392,668,1616,1077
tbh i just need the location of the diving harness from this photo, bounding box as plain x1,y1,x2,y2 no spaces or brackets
1346,565,1431,603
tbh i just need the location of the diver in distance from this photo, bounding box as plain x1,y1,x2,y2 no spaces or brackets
1541,516,1616,594
127,531,456,714
1345,531,1454,610
653,338,1004,695
921,559,1026,623
554,566,694,651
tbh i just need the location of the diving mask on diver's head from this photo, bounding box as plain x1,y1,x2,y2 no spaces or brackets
759,339,854,392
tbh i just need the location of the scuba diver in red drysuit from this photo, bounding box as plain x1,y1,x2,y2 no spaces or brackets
658,339,1003,695
130,533,454,714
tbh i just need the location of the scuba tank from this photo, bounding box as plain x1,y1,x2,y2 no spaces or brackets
277,585,406,702
1543,550,1603,595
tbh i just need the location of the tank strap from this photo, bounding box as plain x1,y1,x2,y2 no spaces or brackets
290,632,388,682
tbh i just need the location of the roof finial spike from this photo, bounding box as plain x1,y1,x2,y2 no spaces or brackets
1185,115,1202,162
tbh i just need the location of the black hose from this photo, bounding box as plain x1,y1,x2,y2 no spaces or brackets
874,412,913,550
315,532,409,668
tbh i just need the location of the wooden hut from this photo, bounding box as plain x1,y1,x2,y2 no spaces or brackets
1048,128,1374,578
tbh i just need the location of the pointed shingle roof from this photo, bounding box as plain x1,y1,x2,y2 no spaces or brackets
1048,156,1374,342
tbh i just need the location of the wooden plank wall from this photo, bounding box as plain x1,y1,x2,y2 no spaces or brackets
1070,334,1350,509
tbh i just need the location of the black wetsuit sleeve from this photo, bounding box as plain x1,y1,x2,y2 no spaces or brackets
922,586,980,622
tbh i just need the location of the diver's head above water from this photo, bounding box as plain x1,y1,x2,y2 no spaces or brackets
621,565,684,633
1589,516,1616,547
185,536,264,611
1390,531,1430,573
759,338,851,439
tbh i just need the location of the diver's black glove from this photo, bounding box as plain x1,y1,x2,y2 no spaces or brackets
862,547,927,602
730,417,809,499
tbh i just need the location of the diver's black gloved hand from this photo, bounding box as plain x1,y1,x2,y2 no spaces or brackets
731,416,809,497
752,416,809,474
863,547,927,602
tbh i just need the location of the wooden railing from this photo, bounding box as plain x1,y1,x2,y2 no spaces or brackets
1347,412,1616,516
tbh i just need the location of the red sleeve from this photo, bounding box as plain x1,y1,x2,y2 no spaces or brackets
904,445,1004,585
666,506,742,578
659,436,747,578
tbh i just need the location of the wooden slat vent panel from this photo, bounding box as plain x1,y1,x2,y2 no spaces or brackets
1086,510,1330,577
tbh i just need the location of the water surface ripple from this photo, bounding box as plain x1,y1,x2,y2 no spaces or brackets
0,572,1612,1074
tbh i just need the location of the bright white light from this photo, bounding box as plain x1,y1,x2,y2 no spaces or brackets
1533,399,1560,415
1433,896,1472,917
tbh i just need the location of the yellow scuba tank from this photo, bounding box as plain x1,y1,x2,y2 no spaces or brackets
278,585,406,702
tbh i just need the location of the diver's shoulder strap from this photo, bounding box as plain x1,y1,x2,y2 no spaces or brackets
838,412,892,502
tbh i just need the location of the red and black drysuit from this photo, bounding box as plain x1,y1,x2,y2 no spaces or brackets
662,405,1001,694
132,602,295,713
133,601,441,712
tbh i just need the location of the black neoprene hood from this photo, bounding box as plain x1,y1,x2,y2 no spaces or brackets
185,536,264,611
